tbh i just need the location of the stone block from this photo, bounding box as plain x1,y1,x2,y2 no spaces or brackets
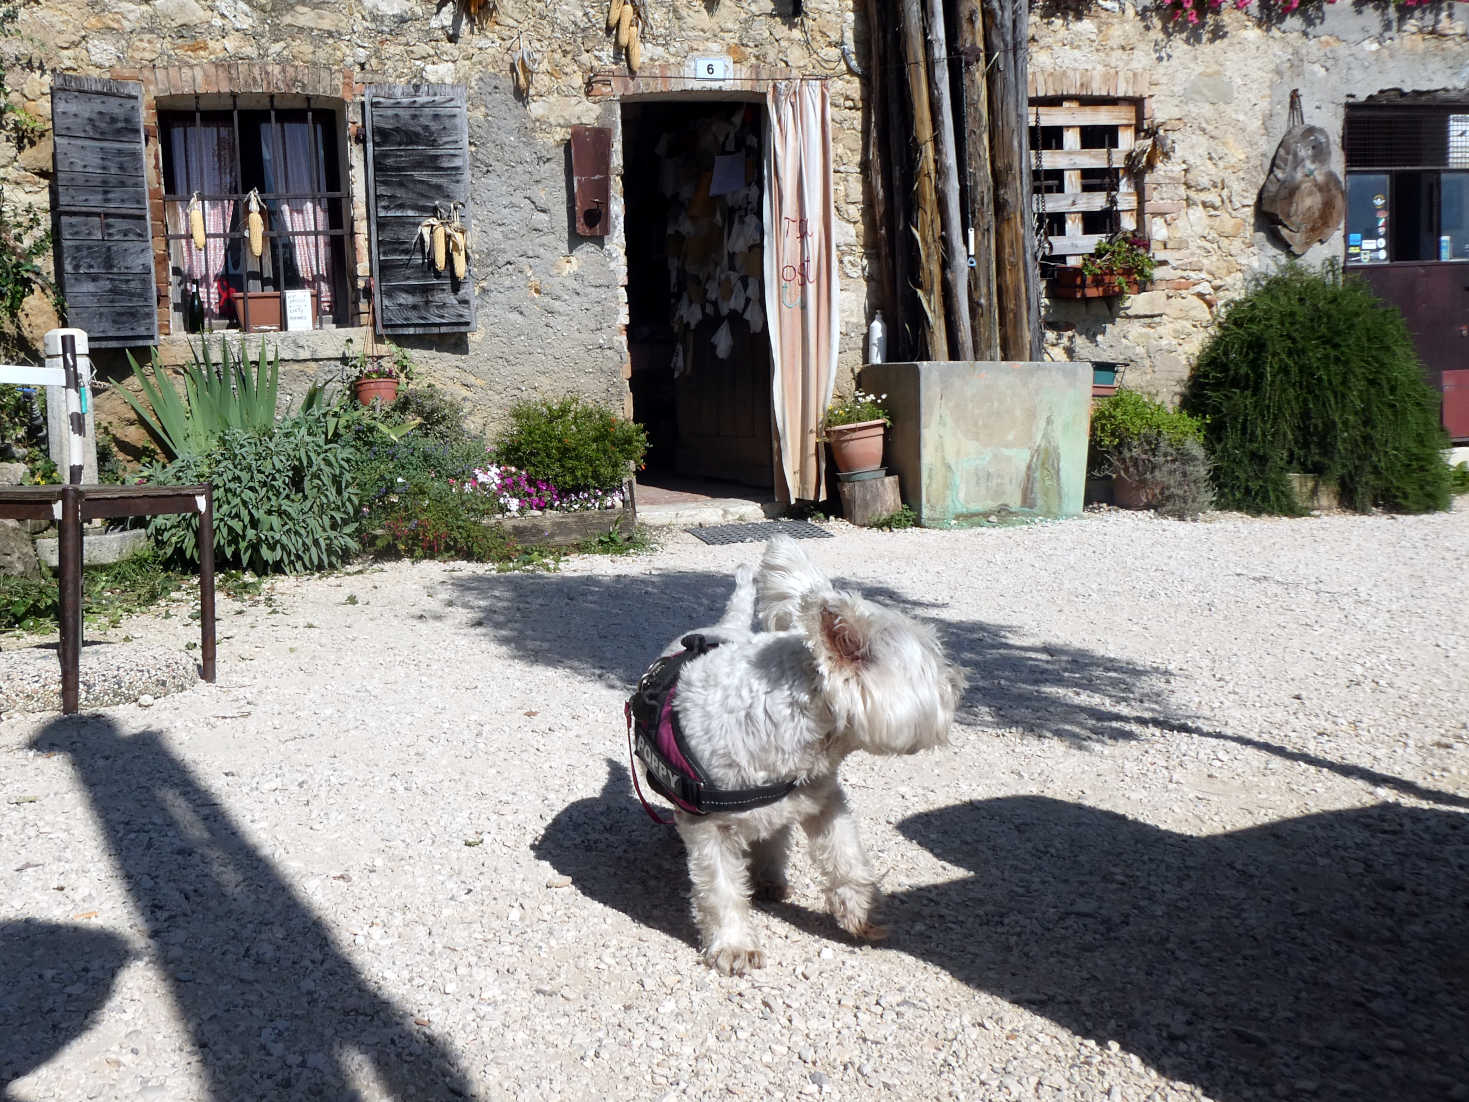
35,528,151,568
0,520,42,579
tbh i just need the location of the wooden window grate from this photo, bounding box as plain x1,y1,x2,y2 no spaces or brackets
1029,99,1144,269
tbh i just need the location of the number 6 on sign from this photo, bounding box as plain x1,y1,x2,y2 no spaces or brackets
692,56,733,80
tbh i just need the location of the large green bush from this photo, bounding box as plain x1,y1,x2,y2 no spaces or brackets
495,397,647,492
1181,263,1450,514
147,407,360,573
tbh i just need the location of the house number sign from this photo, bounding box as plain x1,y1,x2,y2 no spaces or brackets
692,56,733,80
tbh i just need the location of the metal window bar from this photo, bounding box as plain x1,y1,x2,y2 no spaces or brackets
1344,106,1468,171
160,96,352,333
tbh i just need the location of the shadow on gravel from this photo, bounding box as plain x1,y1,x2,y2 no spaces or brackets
887,796,1469,1102
29,717,474,1101
443,568,1171,740
533,759,697,949
0,920,131,1096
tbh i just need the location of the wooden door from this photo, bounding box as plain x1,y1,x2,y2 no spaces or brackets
1358,262,1468,435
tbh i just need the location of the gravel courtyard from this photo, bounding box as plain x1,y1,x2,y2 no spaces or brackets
3,504,1467,1102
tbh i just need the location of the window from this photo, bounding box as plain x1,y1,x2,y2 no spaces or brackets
1029,98,1145,272
159,97,352,332
1344,105,1469,264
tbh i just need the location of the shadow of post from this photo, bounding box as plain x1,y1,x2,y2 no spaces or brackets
889,796,1469,1102
30,717,475,1101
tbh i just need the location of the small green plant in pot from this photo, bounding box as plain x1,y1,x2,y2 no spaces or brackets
823,389,889,474
1089,387,1213,520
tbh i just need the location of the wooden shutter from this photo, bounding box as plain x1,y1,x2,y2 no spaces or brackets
1030,100,1142,265
364,83,476,335
50,74,158,348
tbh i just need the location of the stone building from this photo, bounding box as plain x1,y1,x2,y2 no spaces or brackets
3,0,1467,502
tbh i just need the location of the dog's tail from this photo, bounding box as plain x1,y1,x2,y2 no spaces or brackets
756,535,834,631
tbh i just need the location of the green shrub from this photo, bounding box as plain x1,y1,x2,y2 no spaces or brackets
388,385,474,445
1,383,58,481
119,338,281,460
1449,461,1469,495
1181,263,1450,515
1088,387,1206,475
0,575,58,631
147,407,360,573
494,397,647,493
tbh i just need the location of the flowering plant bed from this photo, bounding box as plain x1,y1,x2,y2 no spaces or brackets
456,464,635,548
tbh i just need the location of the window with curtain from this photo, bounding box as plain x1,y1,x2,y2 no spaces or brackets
1344,105,1469,265
160,100,350,332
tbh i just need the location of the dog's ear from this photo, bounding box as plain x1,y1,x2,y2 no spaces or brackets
817,602,871,670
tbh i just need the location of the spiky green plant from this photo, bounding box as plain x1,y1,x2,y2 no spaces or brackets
118,338,281,459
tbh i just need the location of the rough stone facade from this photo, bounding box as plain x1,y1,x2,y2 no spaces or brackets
4,0,1466,444
2,0,869,444
1030,1,1469,398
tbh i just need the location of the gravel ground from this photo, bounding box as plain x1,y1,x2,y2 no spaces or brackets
2,503,1467,1102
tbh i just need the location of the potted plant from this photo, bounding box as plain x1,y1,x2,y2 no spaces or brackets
822,389,889,475
1052,234,1156,300
349,342,413,407
1088,387,1213,519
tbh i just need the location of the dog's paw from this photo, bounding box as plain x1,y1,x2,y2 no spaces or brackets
848,921,889,942
706,943,765,975
733,563,755,587
828,883,880,937
752,876,789,902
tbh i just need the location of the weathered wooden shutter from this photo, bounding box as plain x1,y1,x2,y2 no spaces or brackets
364,84,476,335
50,74,158,348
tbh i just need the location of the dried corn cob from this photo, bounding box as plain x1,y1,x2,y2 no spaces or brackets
246,190,265,258
607,0,623,31
448,228,467,279
616,1,632,47
432,222,447,273
188,193,206,251
627,21,642,72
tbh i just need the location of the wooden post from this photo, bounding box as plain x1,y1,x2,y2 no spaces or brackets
199,485,216,683
59,483,81,715
860,0,897,338
958,0,1000,360
982,0,1041,361
881,9,916,360
899,0,948,361
924,0,974,362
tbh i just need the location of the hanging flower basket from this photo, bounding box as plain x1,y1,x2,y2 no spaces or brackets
1049,267,1145,300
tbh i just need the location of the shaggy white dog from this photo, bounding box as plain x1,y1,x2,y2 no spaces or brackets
634,536,963,975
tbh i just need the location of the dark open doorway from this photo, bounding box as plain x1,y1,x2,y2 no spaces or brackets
622,100,774,491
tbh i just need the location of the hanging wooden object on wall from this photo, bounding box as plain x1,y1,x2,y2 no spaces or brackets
571,125,612,237
1260,89,1346,256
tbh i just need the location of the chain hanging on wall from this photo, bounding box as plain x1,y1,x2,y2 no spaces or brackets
1105,141,1121,239
1032,109,1053,273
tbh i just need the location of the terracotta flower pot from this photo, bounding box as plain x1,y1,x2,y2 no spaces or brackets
825,419,886,474
1112,474,1159,509
354,377,399,406
1049,268,1145,299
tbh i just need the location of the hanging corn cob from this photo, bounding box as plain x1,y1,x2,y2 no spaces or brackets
511,42,534,98
246,189,265,258
446,202,469,280
627,20,642,73
188,192,206,252
616,1,633,48
607,0,623,31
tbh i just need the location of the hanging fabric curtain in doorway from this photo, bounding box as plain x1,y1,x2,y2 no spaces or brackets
763,80,839,503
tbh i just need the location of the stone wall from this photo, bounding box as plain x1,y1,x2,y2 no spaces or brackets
2,0,870,442
1030,1,1469,400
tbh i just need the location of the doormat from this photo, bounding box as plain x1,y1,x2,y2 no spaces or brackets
687,520,834,546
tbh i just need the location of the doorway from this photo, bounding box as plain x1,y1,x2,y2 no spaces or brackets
622,100,774,490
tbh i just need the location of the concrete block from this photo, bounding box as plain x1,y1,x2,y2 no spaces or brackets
860,361,1091,528
35,528,151,568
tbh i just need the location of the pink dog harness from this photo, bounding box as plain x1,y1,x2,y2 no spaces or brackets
625,634,799,824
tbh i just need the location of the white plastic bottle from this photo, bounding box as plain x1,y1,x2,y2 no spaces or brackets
866,310,887,365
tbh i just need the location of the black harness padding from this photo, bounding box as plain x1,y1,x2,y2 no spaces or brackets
627,633,800,816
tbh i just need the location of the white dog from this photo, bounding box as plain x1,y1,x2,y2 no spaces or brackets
628,536,963,974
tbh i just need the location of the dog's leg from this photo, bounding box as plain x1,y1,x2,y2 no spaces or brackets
680,818,764,974
802,786,887,941
750,825,792,901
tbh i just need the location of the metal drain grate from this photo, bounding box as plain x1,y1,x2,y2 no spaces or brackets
687,520,835,546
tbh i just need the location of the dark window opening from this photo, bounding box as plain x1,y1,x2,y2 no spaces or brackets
160,98,352,332
1344,105,1469,264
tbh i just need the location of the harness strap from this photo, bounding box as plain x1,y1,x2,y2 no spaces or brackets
626,701,674,825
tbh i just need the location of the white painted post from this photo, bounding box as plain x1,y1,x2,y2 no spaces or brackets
43,328,97,485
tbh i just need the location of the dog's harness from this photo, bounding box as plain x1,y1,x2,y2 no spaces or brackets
624,633,800,825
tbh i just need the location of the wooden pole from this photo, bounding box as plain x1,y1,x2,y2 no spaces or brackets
881,10,916,360
860,0,896,339
982,0,1040,361
899,0,948,361
957,0,1000,360
59,483,81,715
1011,0,1042,359
924,0,974,362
